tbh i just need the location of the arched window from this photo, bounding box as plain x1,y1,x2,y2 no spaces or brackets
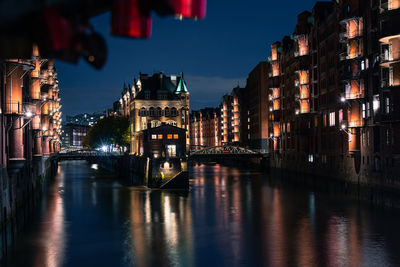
139,107,146,116
171,107,177,117
164,107,170,117
156,107,162,117
149,107,155,117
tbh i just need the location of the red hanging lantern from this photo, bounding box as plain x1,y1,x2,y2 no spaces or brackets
170,0,207,19
43,8,70,51
111,0,152,38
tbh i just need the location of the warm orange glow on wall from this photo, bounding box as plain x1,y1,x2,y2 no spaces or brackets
348,128,360,152
271,44,279,61
345,80,364,99
299,85,309,99
273,100,280,111
298,70,308,85
272,88,280,98
273,123,280,137
272,61,280,77
300,100,310,114
5,68,23,114
297,35,309,56
346,19,363,38
347,39,363,59
348,103,363,127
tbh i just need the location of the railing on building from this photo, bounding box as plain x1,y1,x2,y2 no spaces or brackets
5,101,22,115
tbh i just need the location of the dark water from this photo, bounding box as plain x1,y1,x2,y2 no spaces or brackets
3,160,400,267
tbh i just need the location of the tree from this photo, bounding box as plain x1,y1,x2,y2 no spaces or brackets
82,116,130,151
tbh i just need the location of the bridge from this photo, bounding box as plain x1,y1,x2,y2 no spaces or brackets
188,145,267,161
53,150,119,162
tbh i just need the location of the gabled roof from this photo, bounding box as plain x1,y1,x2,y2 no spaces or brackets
134,72,180,100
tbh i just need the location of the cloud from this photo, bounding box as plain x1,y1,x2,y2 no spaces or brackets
184,75,246,110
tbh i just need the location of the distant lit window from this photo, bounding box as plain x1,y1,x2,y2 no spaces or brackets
308,154,314,163
366,102,370,117
167,134,173,139
362,104,366,118
385,97,390,114
339,109,343,123
173,134,179,139
329,112,335,126
151,134,157,140
361,60,365,70
323,114,327,127
158,134,163,139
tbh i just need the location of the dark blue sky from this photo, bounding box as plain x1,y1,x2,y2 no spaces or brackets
57,0,319,116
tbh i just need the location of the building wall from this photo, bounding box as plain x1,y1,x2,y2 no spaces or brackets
265,0,400,185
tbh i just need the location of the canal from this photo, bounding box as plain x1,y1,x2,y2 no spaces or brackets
3,160,400,266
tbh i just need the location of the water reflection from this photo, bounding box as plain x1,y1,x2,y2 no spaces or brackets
4,162,400,267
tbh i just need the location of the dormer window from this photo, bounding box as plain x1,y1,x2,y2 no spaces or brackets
145,91,150,99
165,107,170,117
158,92,167,100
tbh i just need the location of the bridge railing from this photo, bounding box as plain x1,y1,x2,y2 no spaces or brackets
189,145,265,156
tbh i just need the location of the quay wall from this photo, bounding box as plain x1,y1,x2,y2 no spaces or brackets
269,153,400,207
0,157,58,260
92,155,185,188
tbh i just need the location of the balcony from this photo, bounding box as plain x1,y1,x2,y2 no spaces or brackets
380,1,400,14
379,18,400,43
380,50,400,67
4,101,22,115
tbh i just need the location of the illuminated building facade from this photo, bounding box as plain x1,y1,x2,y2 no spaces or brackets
0,49,62,234
130,72,190,154
267,0,400,182
220,87,243,145
190,108,221,149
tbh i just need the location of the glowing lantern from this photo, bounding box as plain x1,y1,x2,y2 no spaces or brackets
111,0,152,38
170,0,207,19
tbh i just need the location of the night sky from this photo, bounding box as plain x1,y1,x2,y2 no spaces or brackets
57,0,319,117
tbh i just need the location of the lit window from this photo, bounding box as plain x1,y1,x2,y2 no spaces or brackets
167,134,173,139
329,112,335,127
366,102,370,117
362,104,366,118
158,134,163,139
385,97,390,114
308,154,314,163
151,134,157,140
361,60,365,70
173,134,179,139
339,109,343,123
167,145,176,157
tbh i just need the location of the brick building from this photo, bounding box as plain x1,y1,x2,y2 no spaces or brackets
190,107,221,149
266,0,400,183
